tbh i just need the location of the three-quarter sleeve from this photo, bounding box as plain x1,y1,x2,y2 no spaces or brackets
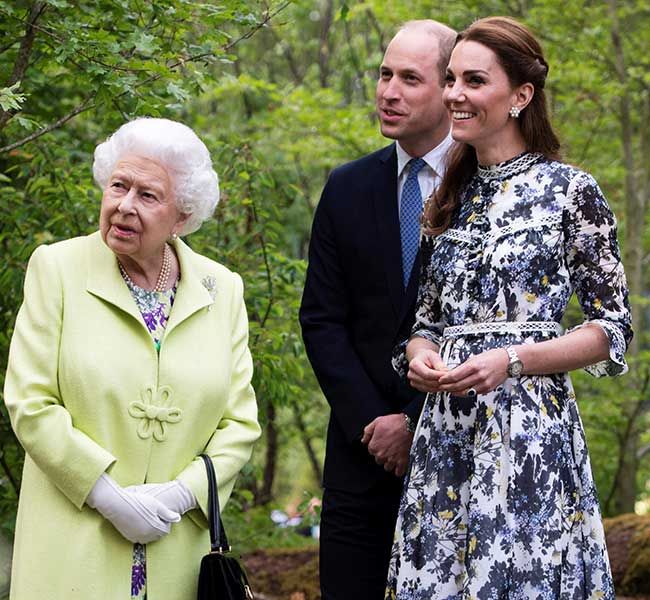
392,234,445,378
563,171,633,377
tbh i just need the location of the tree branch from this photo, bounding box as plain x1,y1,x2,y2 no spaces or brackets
0,1,291,154
6,2,46,87
269,27,303,85
366,8,386,55
0,38,20,55
318,0,334,88
224,2,291,52
0,1,47,130
0,95,95,154
577,104,606,164
343,17,368,103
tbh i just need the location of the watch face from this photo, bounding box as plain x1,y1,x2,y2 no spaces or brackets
509,360,524,376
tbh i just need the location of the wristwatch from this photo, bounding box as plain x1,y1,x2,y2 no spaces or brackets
505,346,524,377
403,413,416,434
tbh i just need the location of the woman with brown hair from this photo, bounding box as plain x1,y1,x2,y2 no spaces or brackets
386,17,630,599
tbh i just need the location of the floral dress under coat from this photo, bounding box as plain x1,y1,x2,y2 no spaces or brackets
386,153,632,599
121,272,179,600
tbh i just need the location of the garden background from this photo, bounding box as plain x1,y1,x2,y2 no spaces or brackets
0,0,648,597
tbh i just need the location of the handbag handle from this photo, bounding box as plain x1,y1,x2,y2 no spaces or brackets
200,454,230,553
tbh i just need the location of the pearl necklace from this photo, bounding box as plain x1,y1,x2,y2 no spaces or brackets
118,243,172,292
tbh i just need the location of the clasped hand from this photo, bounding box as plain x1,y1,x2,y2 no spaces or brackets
126,480,197,516
87,474,192,544
361,414,413,477
408,347,509,395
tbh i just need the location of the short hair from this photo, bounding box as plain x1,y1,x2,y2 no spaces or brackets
93,118,219,236
399,20,457,85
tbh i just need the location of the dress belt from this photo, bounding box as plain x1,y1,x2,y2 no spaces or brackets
443,320,563,339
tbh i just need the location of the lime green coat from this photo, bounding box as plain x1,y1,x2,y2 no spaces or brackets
4,231,261,599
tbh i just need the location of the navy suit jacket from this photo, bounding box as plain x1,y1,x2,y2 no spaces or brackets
299,143,426,492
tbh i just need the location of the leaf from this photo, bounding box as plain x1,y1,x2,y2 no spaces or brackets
131,33,160,55
0,82,26,112
166,82,190,103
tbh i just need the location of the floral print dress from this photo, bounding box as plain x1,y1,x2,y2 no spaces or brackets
120,271,179,600
386,153,632,599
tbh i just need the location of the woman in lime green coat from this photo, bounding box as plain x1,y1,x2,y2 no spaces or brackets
4,118,261,599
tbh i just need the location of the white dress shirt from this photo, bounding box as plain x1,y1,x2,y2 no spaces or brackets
396,132,454,215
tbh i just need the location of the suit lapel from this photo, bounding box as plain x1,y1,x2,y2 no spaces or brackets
372,144,403,319
398,251,421,328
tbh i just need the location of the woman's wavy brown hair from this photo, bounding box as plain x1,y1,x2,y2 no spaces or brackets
423,16,561,235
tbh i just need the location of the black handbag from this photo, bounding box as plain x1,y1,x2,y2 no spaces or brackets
197,454,254,600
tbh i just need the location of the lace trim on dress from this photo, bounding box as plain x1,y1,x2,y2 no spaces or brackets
567,319,629,377
443,321,563,338
435,229,482,245
490,213,562,241
477,152,544,181
431,213,563,246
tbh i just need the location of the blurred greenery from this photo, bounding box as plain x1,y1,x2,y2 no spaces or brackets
0,0,648,573
223,503,319,555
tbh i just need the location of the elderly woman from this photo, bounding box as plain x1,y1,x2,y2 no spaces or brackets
4,117,261,599
386,17,631,600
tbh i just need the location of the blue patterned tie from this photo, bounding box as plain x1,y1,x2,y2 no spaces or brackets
400,158,427,287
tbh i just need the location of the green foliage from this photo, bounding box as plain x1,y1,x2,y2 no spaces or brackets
0,83,26,113
0,0,302,540
222,504,318,555
0,0,648,554
0,0,281,143
216,0,650,516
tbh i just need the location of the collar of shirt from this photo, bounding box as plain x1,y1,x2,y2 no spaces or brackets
395,131,454,180
395,132,454,213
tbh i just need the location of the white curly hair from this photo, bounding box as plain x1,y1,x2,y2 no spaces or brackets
93,117,219,236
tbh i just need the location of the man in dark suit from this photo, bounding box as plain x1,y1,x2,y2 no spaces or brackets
299,20,457,600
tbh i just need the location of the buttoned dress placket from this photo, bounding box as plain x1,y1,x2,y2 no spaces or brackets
441,177,496,373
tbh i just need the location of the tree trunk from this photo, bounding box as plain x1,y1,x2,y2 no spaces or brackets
0,1,47,131
293,406,323,486
607,0,645,514
318,0,333,88
255,402,278,505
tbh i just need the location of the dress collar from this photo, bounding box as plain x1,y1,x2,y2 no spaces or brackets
477,152,544,181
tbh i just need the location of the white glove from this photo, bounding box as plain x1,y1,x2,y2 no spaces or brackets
126,480,197,516
86,473,181,543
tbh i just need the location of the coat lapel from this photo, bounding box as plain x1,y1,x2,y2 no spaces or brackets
85,232,214,335
372,144,403,319
164,238,213,335
85,232,145,326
